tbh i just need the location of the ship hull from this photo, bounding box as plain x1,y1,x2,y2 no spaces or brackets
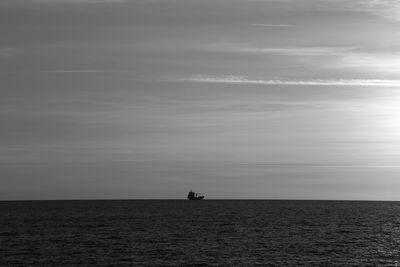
188,196,204,200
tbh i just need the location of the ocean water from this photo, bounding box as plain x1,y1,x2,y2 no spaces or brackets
1,200,400,266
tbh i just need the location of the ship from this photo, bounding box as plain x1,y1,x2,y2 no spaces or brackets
187,190,204,200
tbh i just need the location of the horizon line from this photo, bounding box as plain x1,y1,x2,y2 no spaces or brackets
2,198,400,202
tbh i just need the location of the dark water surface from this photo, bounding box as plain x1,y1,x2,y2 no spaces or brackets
1,200,400,266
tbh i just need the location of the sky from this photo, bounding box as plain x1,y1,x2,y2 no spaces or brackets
1,0,400,200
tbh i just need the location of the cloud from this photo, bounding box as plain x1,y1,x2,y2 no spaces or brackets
251,24,297,27
25,0,127,3
236,46,354,56
201,43,400,75
176,75,400,87
205,44,400,76
3,69,136,74
202,43,355,56
332,0,400,22
363,0,400,21
332,52,400,74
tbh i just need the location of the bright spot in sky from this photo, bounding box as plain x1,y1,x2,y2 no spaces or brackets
373,96,400,133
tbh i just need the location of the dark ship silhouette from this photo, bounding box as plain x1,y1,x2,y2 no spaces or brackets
187,190,204,200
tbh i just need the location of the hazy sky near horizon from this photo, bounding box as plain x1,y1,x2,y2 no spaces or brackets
2,0,400,200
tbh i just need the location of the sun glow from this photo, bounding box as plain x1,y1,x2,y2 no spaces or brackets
372,95,400,133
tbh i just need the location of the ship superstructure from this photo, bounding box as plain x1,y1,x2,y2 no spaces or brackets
187,190,204,200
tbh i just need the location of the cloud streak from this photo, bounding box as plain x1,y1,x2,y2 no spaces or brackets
2,70,136,74
203,44,355,56
31,0,127,3
251,24,297,27
237,46,354,56
176,75,400,87
332,52,400,74
363,0,400,21
332,0,400,22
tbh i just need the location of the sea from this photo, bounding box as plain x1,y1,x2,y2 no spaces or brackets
1,200,400,266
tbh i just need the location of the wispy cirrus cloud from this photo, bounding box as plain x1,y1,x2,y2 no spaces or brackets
237,46,354,56
204,43,400,75
329,0,400,22
3,69,136,74
176,75,400,87
332,52,400,74
24,0,127,4
251,24,297,28
361,0,400,21
203,43,355,56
